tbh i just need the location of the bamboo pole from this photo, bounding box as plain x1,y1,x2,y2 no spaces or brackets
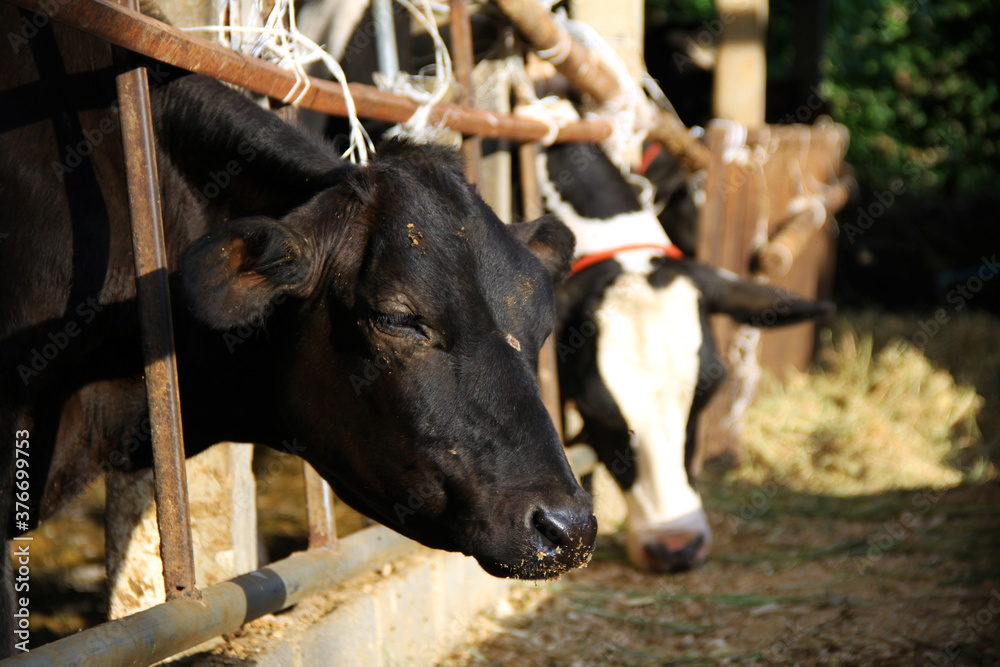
450,0,483,184
492,0,711,172
753,183,849,278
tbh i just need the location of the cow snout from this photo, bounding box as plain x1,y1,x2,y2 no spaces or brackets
525,501,597,577
642,533,706,573
626,509,711,573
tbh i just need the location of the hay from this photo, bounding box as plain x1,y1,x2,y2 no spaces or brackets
730,310,998,495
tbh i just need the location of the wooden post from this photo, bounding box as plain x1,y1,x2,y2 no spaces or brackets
450,0,483,185
694,122,848,469
713,0,768,127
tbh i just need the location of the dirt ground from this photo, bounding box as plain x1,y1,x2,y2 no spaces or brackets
440,472,1000,667
17,310,1000,665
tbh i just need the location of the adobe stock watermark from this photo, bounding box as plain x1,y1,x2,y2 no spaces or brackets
876,0,930,39
714,479,779,537
11,429,32,653
926,588,1000,666
15,296,106,386
48,63,171,183
909,255,1000,347
760,617,813,664
6,1,71,54
852,486,946,574
223,293,286,353
842,122,965,245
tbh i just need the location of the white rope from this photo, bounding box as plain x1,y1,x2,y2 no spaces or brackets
556,11,652,174
507,54,576,146
375,0,454,143
719,125,772,436
536,30,572,66
183,0,374,164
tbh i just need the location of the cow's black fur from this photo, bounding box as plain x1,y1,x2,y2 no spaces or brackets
0,7,595,652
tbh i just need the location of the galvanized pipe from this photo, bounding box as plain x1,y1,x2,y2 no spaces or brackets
2,526,419,666
113,0,197,601
372,0,400,80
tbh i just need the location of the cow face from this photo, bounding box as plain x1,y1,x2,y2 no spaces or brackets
544,142,831,574
181,140,595,579
560,257,832,573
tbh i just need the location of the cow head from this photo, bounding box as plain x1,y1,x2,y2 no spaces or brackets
543,142,831,574
181,139,595,579
559,257,832,573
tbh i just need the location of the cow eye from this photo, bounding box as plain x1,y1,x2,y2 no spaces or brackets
370,308,430,341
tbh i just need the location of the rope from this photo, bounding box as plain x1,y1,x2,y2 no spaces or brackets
536,29,572,66
183,0,374,164
376,0,455,143
556,11,652,174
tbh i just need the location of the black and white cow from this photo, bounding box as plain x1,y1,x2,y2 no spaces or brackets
0,6,595,650
540,143,832,573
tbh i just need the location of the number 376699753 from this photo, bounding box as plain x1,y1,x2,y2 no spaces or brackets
14,430,30,529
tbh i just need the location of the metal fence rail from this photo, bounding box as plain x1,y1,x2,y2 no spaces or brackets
7,0,615,144
2,0,666,662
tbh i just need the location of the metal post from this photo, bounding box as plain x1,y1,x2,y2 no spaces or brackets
304,462,338,548
114,0,198,600
372,0,400,80
7,0,614,144
519,139,563,439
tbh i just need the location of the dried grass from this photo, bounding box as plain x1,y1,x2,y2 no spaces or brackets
731,310,999,495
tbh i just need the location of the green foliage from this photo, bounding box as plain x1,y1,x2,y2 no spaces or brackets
646,0,1000,197
822,0,999,195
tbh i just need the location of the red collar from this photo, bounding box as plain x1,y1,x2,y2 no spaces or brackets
569,243,683,277
639,142,664,175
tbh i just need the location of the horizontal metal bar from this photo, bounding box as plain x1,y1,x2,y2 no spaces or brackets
7,0,613,144
2,526,419,666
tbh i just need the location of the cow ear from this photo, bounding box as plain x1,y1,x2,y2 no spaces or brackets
694,266,834,327
181,217,316,330
508,214,576,284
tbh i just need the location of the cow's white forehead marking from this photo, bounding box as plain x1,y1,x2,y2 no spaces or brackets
594,273,704,529
505,333,521,351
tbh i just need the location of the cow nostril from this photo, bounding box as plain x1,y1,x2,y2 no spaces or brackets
532,507,597,556
644,533,706,573
532,509,565,550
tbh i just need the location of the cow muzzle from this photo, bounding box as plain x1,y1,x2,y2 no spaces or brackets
475,491,597,579
626,508,711,573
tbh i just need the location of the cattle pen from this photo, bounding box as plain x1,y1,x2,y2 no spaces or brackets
2,0,851,664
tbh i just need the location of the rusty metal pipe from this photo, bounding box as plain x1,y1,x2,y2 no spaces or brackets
303,462,337,549
6,0,612,144
113,0,197,601
1,526,419,666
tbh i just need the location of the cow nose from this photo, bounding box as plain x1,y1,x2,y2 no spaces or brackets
532,504,598,567
643,533,706,573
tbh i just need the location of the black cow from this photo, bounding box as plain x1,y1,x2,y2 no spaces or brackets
0,6,595,651
539,143,832,572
